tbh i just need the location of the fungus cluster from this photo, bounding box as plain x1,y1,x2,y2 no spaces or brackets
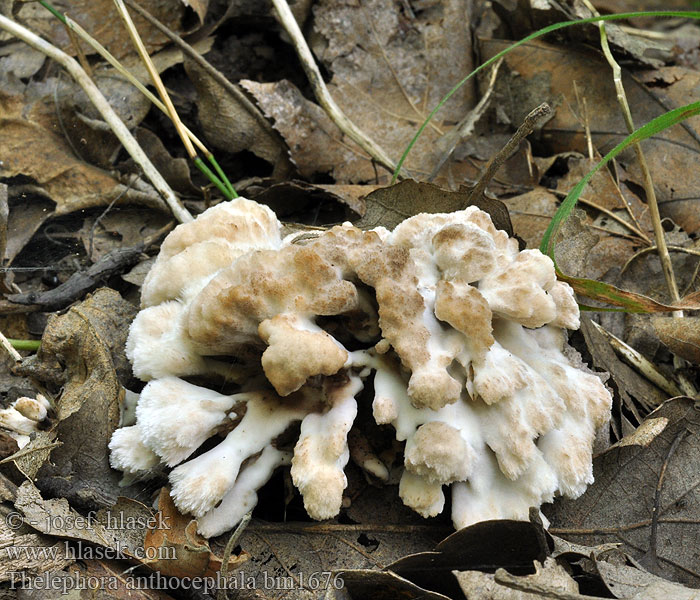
110,197,612,537
0,394,50,448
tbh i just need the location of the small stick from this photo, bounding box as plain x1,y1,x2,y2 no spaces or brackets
0,330,22,362
590,320,682,398
0,15,193,224
217,513,251,600
467,102,552,203
269,0,400,177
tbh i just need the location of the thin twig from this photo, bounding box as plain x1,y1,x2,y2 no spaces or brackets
621,244,700,275
467,102,552,203
0,15,193,223
589,2,680,305
642,429,686,571
589,1,696,397
550,516,700,536
217,513,251,600
269,0,400,177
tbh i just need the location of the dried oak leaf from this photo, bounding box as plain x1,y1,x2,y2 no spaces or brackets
480,38,700,234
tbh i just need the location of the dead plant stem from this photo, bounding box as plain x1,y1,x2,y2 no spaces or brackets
270,0,400,176
113,0,196,159
0,15,193,223
122,0,283,154
590,2,696,396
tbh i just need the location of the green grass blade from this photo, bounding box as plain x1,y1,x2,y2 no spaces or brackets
539,101,700,258
207,155,238,198
392,10,700,183
38,0,66,24
9,339,41,351
194,157,234,200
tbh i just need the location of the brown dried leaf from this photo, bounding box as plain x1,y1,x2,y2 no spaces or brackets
309,0,475,184
480,39,700,234
181,0,208,24
454,557,578,599
356,180,513,234
16,0,185,60
241,79,375,182
185,59,283,164
0,82,166,215
652,316,700,365
505,187,559,249
546,397,700,587
143,488,248,578
134,128,195,195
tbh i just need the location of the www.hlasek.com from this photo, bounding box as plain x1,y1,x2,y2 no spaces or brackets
8,570,346,594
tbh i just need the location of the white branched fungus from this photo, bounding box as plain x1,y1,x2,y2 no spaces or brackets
110,197,612,537
0,394,50,449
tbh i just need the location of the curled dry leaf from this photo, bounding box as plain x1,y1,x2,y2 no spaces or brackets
185,59,284,164
17,289,138,508
0,80,166,215
143,488,248,579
